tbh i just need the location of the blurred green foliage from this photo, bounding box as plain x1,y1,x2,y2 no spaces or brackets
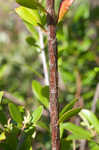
0,0,99,149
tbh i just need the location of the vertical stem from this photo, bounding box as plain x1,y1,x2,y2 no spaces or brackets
46,0,60,150
38,28,49,85
73,140,76,150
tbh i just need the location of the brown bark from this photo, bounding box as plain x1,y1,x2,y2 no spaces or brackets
46,0,60,150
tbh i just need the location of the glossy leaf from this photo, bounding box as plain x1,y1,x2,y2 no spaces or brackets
15,6,42,26
61,122,92,140
16,0,46,13
59,107,81,123
31,106,43,124
32,80,49,108
79,109,99,133
67,133,91,140
60,123,64,138
8,103,22,124
59,99,77,117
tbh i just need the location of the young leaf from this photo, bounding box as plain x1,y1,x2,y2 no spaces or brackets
0,91,4,104
58,0,74,23
59,99,77,117
61,122,92,140
79,109,99,133
8,103,22,124
32,80,49,108
15,6,42,26
16,0,46,13
59,107,81,123
31,106,43,124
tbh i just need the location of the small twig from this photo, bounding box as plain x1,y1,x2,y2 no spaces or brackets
91,83,99,113
3,91,25,106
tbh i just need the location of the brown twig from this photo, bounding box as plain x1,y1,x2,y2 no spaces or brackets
46,0,60,149
3,91,25,106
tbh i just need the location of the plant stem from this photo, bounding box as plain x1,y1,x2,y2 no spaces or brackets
46,0,60,150
92,83,99,113
73,140,76,150
38,28,49,85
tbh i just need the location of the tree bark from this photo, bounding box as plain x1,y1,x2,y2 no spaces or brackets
46,0,60,150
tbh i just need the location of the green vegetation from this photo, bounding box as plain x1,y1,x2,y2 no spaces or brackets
0,0,99,149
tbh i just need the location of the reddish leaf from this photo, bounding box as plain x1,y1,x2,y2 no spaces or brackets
58,0,74,22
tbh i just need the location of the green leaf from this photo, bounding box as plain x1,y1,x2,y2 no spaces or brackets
59,107,81,123
60,123,65,138
31,106,43,124
26,36,39,47
79,109,99,133
61,139,71,150
67,133,91,140
41,86,49,100
94,67,99,72
0,110,7,125
15,6,42,26
16,0,46,13
32,80,49,108
8,103,22,124
37,121,49,132
73,2,90,22
59,99,77,117
24,22,39,40
89,141,99,150
61,122,92,140
16,128,34,150
0,91,4,104
0,132,6,141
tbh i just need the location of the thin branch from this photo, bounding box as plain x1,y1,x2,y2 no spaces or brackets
92,83,99,113
38,28,49,85
73,140,76,150
3,91,25,106
46,0,60,149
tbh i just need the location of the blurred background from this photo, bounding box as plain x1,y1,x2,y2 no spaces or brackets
0,0,99,149
0,0,99,108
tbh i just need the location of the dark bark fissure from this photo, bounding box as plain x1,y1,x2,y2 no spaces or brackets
46,0,60,150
